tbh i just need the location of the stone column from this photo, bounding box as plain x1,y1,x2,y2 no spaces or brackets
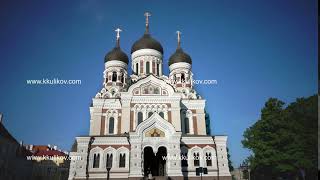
215,136,232,177
129,137,144,178
166,134,183,177
68,137,91,179
121,98,131,133
170,100,182,132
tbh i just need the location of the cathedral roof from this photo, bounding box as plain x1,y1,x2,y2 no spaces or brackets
131,33,163,54
168,47,192,66
104,47,129,64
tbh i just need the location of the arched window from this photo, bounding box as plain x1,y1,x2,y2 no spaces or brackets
137,112,143,125
106,154,113,168
109,117,114,134
119,154,126,168
121,74,124,83
181,73,185,82
136,63,139,74
93,153,100,168
206,152,212,166
159,112,164,119
156,63,159,75
146,62,150,74
181,152,188,167
112,72,117,82
184,117,189,134
148,112,153,118
193,152,200,167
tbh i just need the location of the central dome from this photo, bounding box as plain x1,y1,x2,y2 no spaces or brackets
131,34,163,54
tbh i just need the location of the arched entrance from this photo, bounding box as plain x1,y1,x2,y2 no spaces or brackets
129,112,182,178
143,146,167,177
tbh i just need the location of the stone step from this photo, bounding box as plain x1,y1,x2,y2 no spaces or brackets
143,176,167,180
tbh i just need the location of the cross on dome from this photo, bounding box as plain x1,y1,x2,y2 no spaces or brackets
144,12,151,33
115,28,122,47
176,30,181,48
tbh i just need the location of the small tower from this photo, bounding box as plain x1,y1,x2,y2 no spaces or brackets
169,31,195,99
131,12,163,79
99,28,129,98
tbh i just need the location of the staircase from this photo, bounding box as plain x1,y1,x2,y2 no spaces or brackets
143,176,167,180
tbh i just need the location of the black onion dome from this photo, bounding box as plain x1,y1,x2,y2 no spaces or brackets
131,34,163,54
168,48,192,66
104,47,129,64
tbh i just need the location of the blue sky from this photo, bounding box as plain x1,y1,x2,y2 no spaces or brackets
0,0,317,166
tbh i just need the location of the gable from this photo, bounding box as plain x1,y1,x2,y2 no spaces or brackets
133,81,168,96
126,75,175,96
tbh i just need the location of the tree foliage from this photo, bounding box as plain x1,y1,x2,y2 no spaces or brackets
242,95,317,179
71,140,77,152
227,147,234,171
205,110,211,135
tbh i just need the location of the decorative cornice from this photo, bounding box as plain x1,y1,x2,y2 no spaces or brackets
131,49,162,60
92,98,122,108
91,136,129,145
105,60,128,70
181,136,215,145
169,62,191,72
181,99,206,109
214,135,228,145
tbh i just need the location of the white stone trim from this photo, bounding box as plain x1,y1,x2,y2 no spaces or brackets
131,49,162,59
169,62,191,72
181,99,206,110
105,60,128,70
91,137,129,145
92,98,122,109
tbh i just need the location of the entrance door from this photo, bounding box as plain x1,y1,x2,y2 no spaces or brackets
143,146,167,176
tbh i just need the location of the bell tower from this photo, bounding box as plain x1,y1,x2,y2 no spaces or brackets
97,28,129,98
169,31,194,98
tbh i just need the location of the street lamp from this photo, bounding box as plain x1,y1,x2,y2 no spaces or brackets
238,164,242,180
240,163,250,180
106,167,111,180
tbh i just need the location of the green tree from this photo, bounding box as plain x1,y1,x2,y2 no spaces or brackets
242,95,317,179
284,95,317,178
227,147,234,171
71,140,77,152
205,110,211,135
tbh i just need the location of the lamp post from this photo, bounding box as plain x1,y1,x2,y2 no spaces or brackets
239,164,242,180
106,167,111,180
86,137,95,180
239,163,250,180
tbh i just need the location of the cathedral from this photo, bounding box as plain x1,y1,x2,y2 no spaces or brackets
68,12,231,180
